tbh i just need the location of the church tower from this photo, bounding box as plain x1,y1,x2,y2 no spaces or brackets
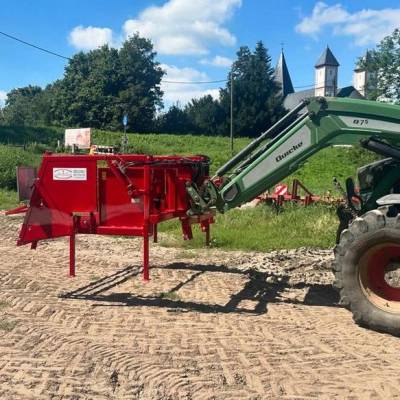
353,51,376,98
275,49,294,98
314,46,339,97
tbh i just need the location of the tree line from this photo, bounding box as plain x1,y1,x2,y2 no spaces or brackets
1,29,400,137
0,35,284,138
359,28,400,104
1,35,164,133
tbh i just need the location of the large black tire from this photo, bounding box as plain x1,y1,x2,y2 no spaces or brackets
333,206,400,335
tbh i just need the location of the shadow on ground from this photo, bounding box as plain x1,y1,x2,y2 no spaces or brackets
59,263,340,315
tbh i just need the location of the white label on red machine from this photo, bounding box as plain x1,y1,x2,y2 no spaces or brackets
274,184,288,196
53,168,87,181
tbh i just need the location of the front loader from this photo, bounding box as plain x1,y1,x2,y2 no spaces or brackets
14,96,400,335
187,97,400,335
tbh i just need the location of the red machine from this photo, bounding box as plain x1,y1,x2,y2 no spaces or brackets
262,179,321,207
258,179,340,207
17,153,214,280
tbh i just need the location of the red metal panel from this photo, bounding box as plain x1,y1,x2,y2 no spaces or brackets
98,167,144,228
16,166,37,201
40,158,98,213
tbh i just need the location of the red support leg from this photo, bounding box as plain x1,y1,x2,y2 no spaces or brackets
153,224,158,243
205,223,210,247
69,231,76,277
143,229,150,282
181,219,193,240
201,221,211,246
143,162,151,282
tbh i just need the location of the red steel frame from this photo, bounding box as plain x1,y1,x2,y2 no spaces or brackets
264,179,319,206
5,204,29,216
258,179,341,207
17,153,214,280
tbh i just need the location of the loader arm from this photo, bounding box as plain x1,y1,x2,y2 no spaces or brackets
209,97,400,212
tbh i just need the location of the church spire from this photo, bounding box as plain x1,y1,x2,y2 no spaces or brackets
275,50,294,97
314,46,339,97
315,46,340,68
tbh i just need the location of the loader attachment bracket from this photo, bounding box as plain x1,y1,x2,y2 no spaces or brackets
186,180,223,215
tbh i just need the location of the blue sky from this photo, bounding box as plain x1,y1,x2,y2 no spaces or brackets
0,0,399,108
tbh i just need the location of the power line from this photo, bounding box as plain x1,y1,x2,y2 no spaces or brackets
163,79,227,84
0,29,318,88
163,78,316,87
0,31,226,85
163,80,316,87
0,30,71,61
294,83,315,89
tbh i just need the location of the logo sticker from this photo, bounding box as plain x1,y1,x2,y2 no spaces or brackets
53,168,87,181
275,142,303,162
242,125,311,189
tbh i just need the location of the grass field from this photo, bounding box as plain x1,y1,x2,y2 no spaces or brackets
0,125,378,250
0,125,63,146
0,189,18,210
160,204,338,251
0,145,42,190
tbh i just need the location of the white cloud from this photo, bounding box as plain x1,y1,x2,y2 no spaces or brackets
67,1,236,105
68,1,241,54
296,2,348,36
296,2,400,46
200,55,233,68
69,26,115,51
123,0,241,55
161,64,220,105
0,91,7,108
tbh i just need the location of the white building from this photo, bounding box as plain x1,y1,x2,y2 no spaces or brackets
353,51,376,97
275,47,374,111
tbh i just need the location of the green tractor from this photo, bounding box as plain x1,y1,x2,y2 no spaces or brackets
188,97,400,335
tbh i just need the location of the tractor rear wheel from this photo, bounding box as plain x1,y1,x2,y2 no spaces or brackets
333,207,400,335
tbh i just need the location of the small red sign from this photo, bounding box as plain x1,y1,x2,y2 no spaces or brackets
274,184,288,196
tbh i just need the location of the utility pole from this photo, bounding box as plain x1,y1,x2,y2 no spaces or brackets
230,72,234,156
122,114,128,153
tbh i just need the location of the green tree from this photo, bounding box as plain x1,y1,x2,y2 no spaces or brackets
118,36,164,132
40,34,164,131
185,95,225,135
219,41,284,137
2,35,164,130
2,86,50,126
155,105,193,134
359,29,400,103
49,47,123,129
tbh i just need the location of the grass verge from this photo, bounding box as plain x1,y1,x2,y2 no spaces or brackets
0,189,19,211
0,145,42,189
159,203,338,252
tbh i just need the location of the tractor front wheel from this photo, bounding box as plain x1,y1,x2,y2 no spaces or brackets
333,207,400,335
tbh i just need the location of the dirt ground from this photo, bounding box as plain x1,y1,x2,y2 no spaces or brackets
1,214,400,399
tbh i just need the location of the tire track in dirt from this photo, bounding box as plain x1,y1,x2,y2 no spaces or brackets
1,214,400,399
